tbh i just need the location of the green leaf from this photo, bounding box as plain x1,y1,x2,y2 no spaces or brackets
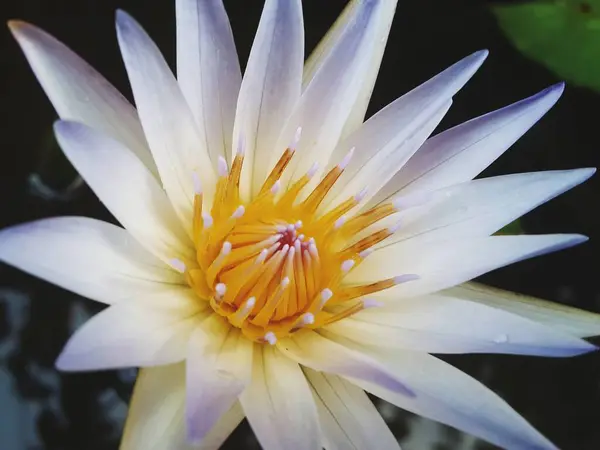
496,219,523,235
492,0,600,92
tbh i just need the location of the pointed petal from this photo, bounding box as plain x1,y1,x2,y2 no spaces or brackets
449,283,600,339
56,301,203,371
302,0,399,137
377,169,595,247
327,50,487,208
275,0,392,191
348,234,587,299
121,363,244,450
8,21,157,175
239,345,321,450
116,11,216,230
233,0,304,198
391,84,564,197
304,368,400,450
186,316,253,443
176,0,241,164
340,343,557,449
55,121,194,263
0,217,181,305
278,331,413,397
327,100,450,210
325,293,595,356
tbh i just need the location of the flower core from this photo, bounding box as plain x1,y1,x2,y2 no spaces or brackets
178,134,410,344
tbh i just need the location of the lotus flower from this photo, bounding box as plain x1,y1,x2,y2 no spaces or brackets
2,0,599,449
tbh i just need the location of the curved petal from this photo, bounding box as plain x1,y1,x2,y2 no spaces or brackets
176,0,241,164
385,83,564,199
56,300,205,371
186,316,253,443
275,0,391,192
348,234,587,299
55,121,194,263
233,0,304,198
371,169,595,247
448,283,600,339
302,0,399,137
0,217,182,305
121,363,244,450
239,345,321,450
278,331,413,397
325,294,595,356
8,21,157,175
340,342,556,449
325,50,487,209
304,368,400,450
116,11,216,230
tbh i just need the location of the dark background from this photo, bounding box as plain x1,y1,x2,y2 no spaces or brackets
0,0,599,449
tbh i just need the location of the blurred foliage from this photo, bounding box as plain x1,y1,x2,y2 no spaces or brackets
493,0,600,92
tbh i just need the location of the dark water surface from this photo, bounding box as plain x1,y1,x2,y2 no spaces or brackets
0,0,599,449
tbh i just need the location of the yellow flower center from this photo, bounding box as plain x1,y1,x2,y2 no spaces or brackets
177,133,413,344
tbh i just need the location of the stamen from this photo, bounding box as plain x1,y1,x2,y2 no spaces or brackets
264,331,277,345
169,258,186,273
217,156,228,177
230,205,245,219
192,171,202,195
341,259,355,273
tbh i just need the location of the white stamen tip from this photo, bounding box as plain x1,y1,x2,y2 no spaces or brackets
222,241,232,255
297,234,305,241
245,297,256,308
231,205,245,219
354,187,368,203
362,298,384,309
341,259,355,272
276,224,287,232
191,172,202,195
290,126,302,151
321,288,333,302
359,248,373,259
338,147,355,170
301,313,315,325
295,220,303,229
169,258,186,273
215,283,227,296
307,162,319,179
394,274,420,284
264,332,277,345
270,180,281,194
281,277,290,288
202,213,213,228
334,216,346,229
217,156,228,177
388,220,402,234
257,249,268,263
237,135,246,156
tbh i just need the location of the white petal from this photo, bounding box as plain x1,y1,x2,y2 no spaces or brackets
55,121,194,263
326,50,487,208
116,11,216,230
239,345,321,450
376,169,595,247
0,217,181,305
449,283,600,339
275,0,391,191
340,343,556,449
56,301,203,371
325,293,595,356
390,83,564,198
8,21,157,175
176,0,241,164
348,234,587,299
278,331,413,397
122,363,244,450
302,0,399,137
304,369,400,450
327,100,451,210
186,316,253,443
233,0,304,198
